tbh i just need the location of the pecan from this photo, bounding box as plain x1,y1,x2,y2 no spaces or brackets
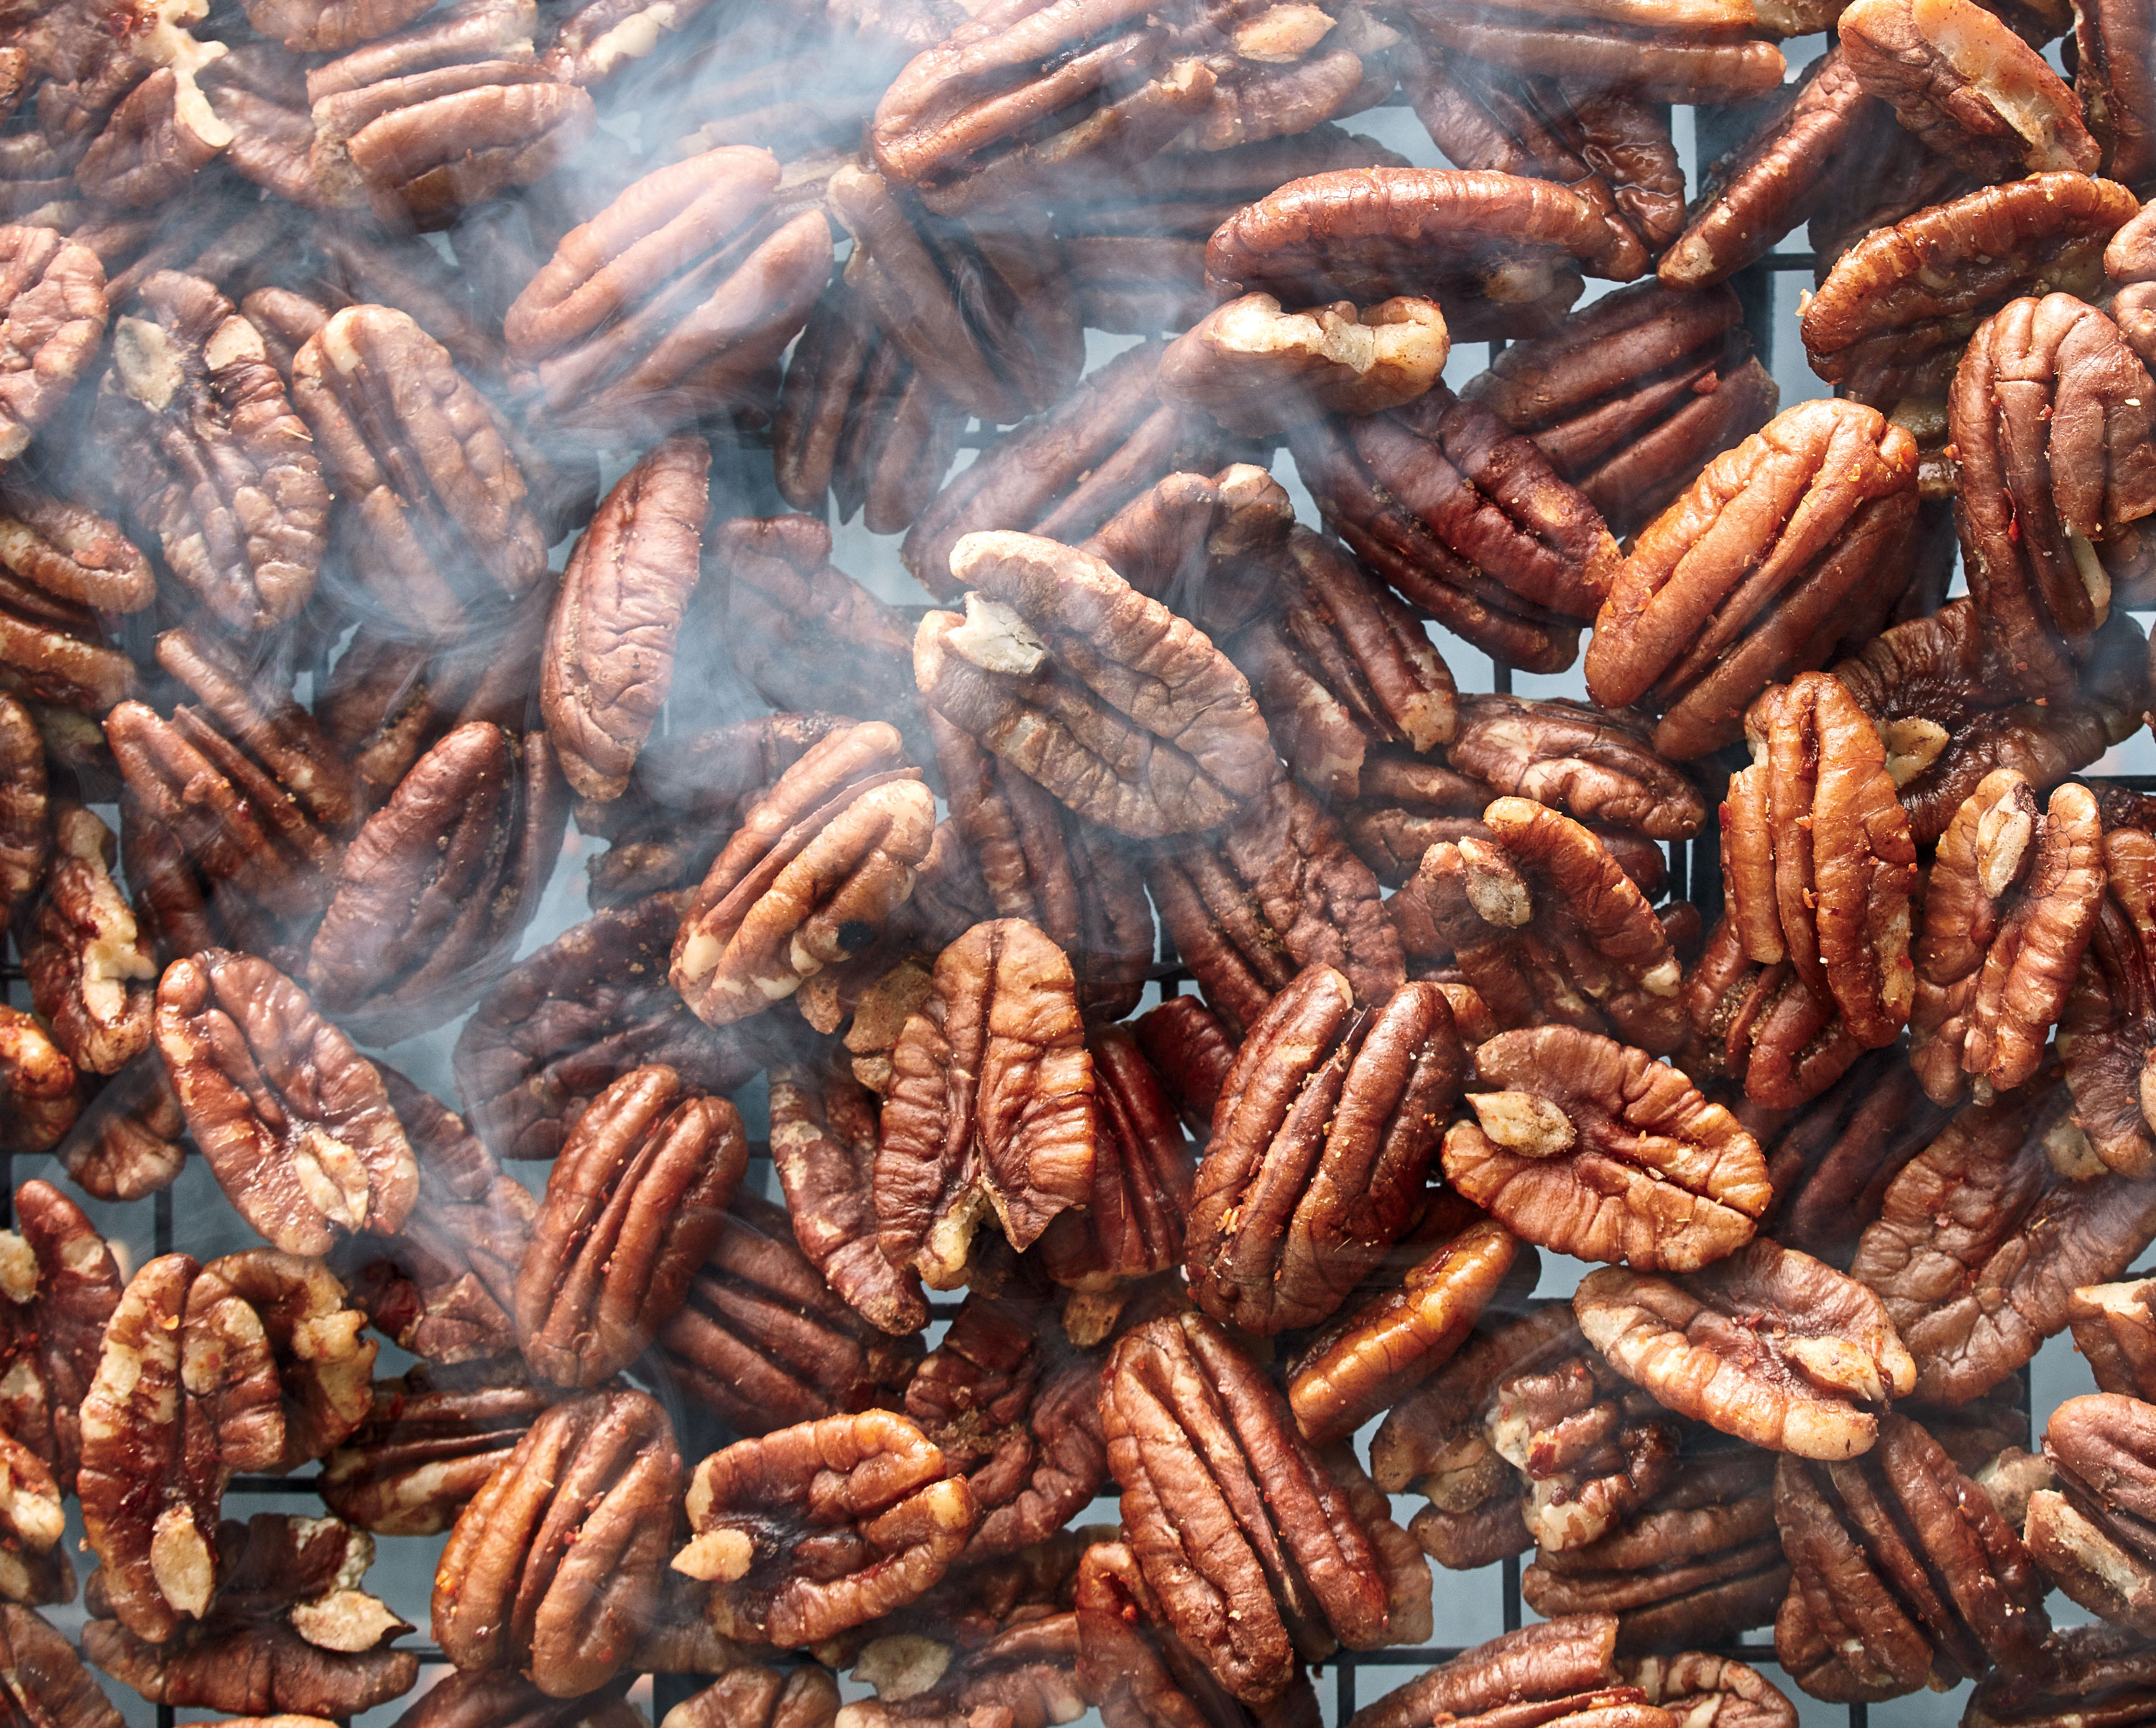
671,721,936,1025
0,1007,77,1155
435,1387,681,1696
1132,994,1239,1138
2024,1392,2156,1634
198,1251,375,1471
1289,384,1618,673
72,42,234,208
0,1604,121,1728
1772,1413,2050,1699
319,1357,556,1535
1339,753,1497,888
400,1669,640,1728
2072,1277,2156,1400
658,1188,921,1434
1081,463,1296,642
541,435,711,802
0,483,153,616
2056,821,2156,1175
1846,1072,2156,1403
1158,293,1448,434
1343,1614,1628,1728
0,1179,119,1492
1189,969,1462,1334
1840,0,2098,180
155,950,419,1255
91,270,326,634
665,1667,841,1728
1449,696,1705,841
1800,172,2141,408
246,0,435,52
292,304,550,639
306,721,566,1038
2077,0,2153,193
1911,772,2104,1104
516,1061,744,1387
1965,1625,2156,1728
1445,1025,1766,1270
505,147,829,433
1460,282,1778,540
673,1409,977,1646
1102,1309,1424,1704
1952,293,2156,696
1575,1241,1916,1457
0,226,104,458
22,804,152,1076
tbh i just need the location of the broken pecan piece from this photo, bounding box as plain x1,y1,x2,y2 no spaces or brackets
0,1179,120,1494
23,804,153,1076
1158,293,1448,434
2024,1392,2156,1635
0,226,105,459
2071,1277,2156,1400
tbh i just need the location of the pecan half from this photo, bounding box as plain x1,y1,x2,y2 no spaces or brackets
319,1357,555,1535
0,1007,77,1155
1618,1651,1795,1728
0,226,105,458
1343,1614,1627,1728
199,1250,375,1470
1158,293,1448,434
2071,1277,2156,1400
1396,1,1788,102
0,483,154,617
0,1605,121,1728
0,1178,121,1492
2024,1392,2156,1635
666,1667,839,1728
1448,696,1705,841
23,804,153,1076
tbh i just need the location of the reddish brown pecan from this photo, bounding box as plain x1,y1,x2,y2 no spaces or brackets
395,1669,640,1728
1965,1624,2156,1728
1449,696,1705,841
1773,1413,2050,1701
505,147,828,433
1911,772,2104,1104
916,530,1277,837
1158,293,1448,434
155,951,418,1255
0,1604,122,1728
1102,1310,1425,1706
2076,0,2154,190
1618,1652,1795,1728
0,483,154,618
1577,1242,1916,1458
198,1251,375,1471
2071,1277,2156,1400
660,1665,838,1728
1343,1614,1631,1728
0,1007,78,1156
0,225,106,459
0,1179,121,1494
319,1358,556,1536
2024,1392,2156,1634
673,1409,977,1647
1189,968,1464,1334
1132,994,1240,1140
435,1387,681,1697
23,805,153,1076
2055,821,2156,1175
243,0,434,51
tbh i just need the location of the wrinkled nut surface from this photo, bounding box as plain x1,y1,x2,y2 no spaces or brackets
2024,1392,2156,1635
1616,1653,1795,1728
24,805,155,1076
319,1358,553,1539
1342,1613,1625,1728
915,531,1278,838
2069,1277,2156,1400
1158,294,1449,434
0,226,108,461
0,1179,123,1494
201,1249,376,1471
1450,696,1705,841
673,1409,977,1648
157,951,418,1255
433,1387,681,1698
1575,1239,1917,1458
1445,1027,1769,1272
0,1603,124,1727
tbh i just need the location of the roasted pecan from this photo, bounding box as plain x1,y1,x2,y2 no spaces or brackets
197,1251,374,1471
1911,772,2103,1104
665,1666,840,1728
292,303,550,639
2073,1277,2156,1400
1952,293,2156,696
505,147,828,433
1448,696,1705,841
0,1178,120,1492
1132,994,1240,1140
516,1061,744,1387
155,951,419,1255
1158,293,1447,434
0,226,104,459
22,804,152,1076
0,1604,121,1728
916,530,1276,836
1289,384,1618,674
0,514,134,716
0,1007,77,1155
1395,0,1787,101
1965,1624,2156,1728
1575,1241,1916,1457
1773,1413,2050,1700
2024,1392,2156,1634
1445,1025,1766,1270
1102,1309,1424,1704
1080,463,1296,642
1342,1613,1628,1728
436,1387,681,1696
2055,818,2156,1174
397,1668,640,1728
1839,0,2098,180
2075,0,2154,190
674,1409,977,1646
319,1357,555,1535
1622,1651,1793,1728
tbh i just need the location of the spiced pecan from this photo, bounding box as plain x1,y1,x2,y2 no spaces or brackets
2024,1392,2156,1634
0,1178,121,1492
1576,1242,1916,1457
155,950,419,1255
319,1357,556,1535
1449,696,1705,841
435,1387,682,1696
1158,293,1448,434
0,226,105,459
22,804,152,1076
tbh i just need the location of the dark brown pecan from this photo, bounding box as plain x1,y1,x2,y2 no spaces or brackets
1773,1413,2050,1700
1445,1026,1766,1270
0,226,105,459
1965,1624,2156,1728
1847,1072,2156,1403
1102,1310,1425,1705
2076,0,2154,190
1396,0,1787,101
671,721,936,1025
433,1387,680,1695
1839,0,2098,180
395,1668,640,1728
244,0,433,52
71,45,234,208
1449,696,1703,841
1952,293,2156,696
0,1604,121,1728
1342,1614,1626,1728
664,1665,840,1728
1460,282,1778,539
22,805,153,1076
516,1061,745,1387
91,270,326,634
2055,819,2156,1175
292,303,550,639
658,1188,920,1435
1576,1242,1916,1458
320,1357,556,1535
155,950,418,1255
1800,172,2141,408
198,1250,375,1470
1911,772,2104,1104
1289,384,1618,674
1132,994,1240,1140
0,1179,121,1492
1189,969,1463,1334
916,530,1277,836
2072,1277,2156,1400
673,1409,977,1646
1158,293,1448,434
1080,463,1296,641
505,147,827,433
2024,1392,2156,1633
540,435,710,803
0,483,153,618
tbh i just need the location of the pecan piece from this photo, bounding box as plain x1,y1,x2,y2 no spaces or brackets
22,805,153,1076
0,1179,119,1497
1575,1242,1916,1457
505,147,829,433
673,1410,977,1647
0,482,153,616
155,950,419,1255
1911,772,2104,1104
916,530,1276,837
1449,696,1705,841
665,1667,839,1728
1133,994,1240,1140
2071,1277,2156,1400
2024,1392,2156,1635
0,226,105,459
434,1387,682,1697
0,1605,121,1728
319,1358,555,1536
198,1251,375,1470
1618,1653,1795,1728
1158,293,1448,434
1102,1310,1424,1704
1342,1614,1626,1728
516,1061,745,1387
1449,1021,1765,1269
2054,818,2156,1175
0,1007,77,1155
